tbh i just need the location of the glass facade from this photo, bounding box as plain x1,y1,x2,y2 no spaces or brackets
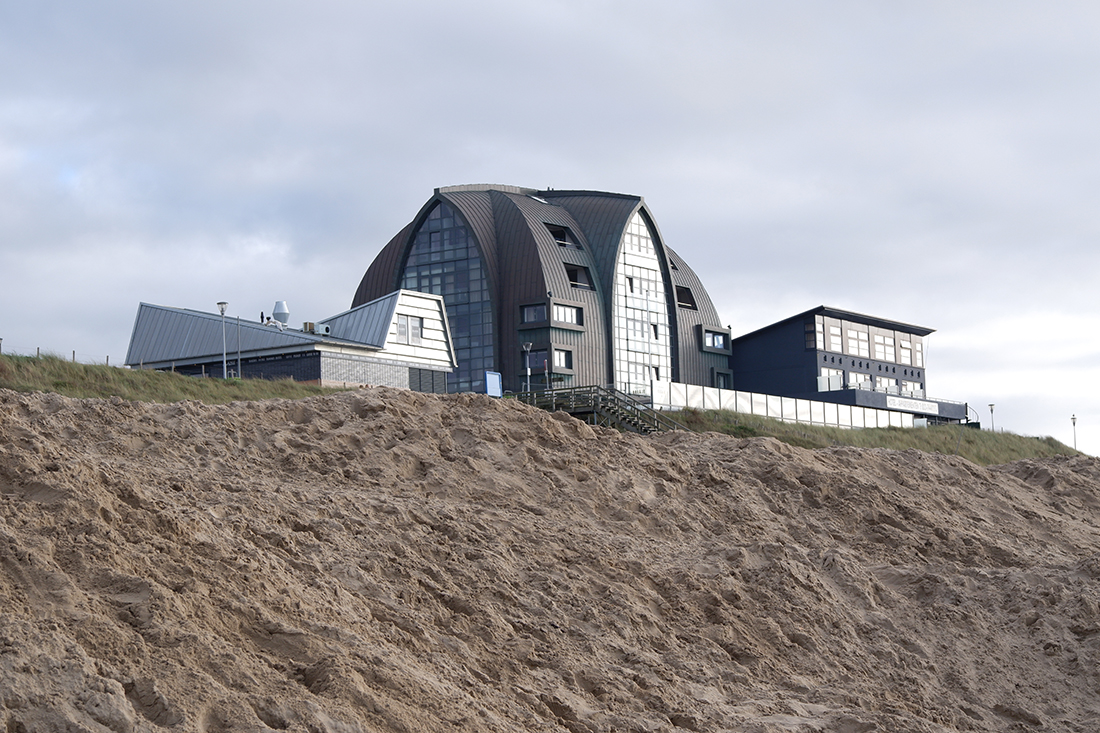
400,202,492,393
612,212,671,395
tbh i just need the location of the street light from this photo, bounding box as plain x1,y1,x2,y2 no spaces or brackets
1072,414,1077,451
523,342,532,393
988,403,995,432
217,302,228,379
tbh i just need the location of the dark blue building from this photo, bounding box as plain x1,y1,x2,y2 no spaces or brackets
730,306,967,423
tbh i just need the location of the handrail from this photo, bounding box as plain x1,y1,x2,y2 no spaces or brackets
514,384,687,434
839,386,966,406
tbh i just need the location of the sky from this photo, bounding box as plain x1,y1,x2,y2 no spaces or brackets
1,1,1097,455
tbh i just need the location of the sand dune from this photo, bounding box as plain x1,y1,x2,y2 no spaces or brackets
1,386,1098,732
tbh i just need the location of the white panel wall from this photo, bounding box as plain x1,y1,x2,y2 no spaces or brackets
651,382,918,430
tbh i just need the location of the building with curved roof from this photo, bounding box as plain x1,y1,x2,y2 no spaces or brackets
352,184,731,395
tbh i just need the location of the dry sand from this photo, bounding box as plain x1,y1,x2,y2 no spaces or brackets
1,386,1099,732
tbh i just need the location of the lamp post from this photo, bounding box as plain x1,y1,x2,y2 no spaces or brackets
523,342,532,393
988,403,995,432
217,302,228,379
1072,414,1077,451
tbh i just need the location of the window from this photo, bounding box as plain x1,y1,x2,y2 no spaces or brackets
877,376,897,392
915,341,924,367
553,349,572,369
901,380,923,396
566,265,594,290
675,286,697,309
829,325,842,353
850,372,871,389
395,315,423,345
400,201,492,394
847,329,869,358
704,331,728,350
716,372,731,389
819,367,844,391
546,224,580,249
874,334,895,362
807,318,825,350
613,212,671,394
552,304,581,325
524,349,548,369
522,304,547,323
626,319,649,341
899,340,913,365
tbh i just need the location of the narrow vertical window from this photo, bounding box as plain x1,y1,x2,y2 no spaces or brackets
396,314,408,344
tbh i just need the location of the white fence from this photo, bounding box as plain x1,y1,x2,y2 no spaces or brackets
650,382,915,429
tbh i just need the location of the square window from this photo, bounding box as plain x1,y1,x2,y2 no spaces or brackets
524,349,548,369
522,304,547,323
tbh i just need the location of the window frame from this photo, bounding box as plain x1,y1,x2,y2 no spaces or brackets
521,303,548,324
546,223,581,249
565,265,595,290
701,327,732,354
675,286,698,310
551,304,582,325
553,348,573,370
395,314,423,345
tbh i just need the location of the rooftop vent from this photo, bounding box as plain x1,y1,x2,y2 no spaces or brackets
272,301,290,325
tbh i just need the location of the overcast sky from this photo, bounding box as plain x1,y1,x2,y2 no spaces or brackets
2,1,1097,454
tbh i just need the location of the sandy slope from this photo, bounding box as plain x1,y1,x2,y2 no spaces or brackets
1,386,1099,732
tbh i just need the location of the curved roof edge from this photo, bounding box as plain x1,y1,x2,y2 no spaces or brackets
437,184,537,196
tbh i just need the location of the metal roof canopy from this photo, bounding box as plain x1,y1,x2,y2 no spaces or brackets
732,305,935,343
124,289,446,368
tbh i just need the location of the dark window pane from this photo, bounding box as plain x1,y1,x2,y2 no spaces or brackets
400,201,494,392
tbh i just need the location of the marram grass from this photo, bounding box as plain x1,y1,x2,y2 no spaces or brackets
676,408,1079,466
0,353,342,405
0,353,1078,465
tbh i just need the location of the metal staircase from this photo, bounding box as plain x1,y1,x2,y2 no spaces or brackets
514,385,686,435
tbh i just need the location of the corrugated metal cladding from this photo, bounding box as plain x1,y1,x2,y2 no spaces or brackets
125,293,455,394
322,291,400,346
125,303,321,366
351,222,415,308
351,184,730,394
